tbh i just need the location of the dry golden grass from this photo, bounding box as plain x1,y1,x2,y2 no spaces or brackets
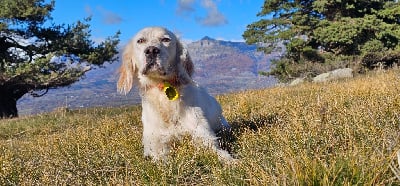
1,70,400,185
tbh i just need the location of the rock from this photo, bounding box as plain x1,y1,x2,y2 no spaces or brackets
313,68,353,83
290,78,305,86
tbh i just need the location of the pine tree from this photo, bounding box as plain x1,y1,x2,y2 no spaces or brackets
244,0,400,82
0,0,120,118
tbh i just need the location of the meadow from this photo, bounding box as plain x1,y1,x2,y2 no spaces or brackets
1,70,400,185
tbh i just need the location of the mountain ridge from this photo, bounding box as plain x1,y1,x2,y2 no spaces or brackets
17,37,280,116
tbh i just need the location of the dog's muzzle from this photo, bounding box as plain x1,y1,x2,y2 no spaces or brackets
145,46,159,64
143,46,165,75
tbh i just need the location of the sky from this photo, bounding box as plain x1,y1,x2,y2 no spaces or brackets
50,0,266,45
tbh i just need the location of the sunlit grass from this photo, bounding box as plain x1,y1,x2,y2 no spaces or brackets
1,70,400,184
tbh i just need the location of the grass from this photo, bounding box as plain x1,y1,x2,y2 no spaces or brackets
1,70,400,185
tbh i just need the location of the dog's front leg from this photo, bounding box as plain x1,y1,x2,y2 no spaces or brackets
142,102,170,160
192,125,233,161
142,128,170,161
141,107,171,161
182,109,233,161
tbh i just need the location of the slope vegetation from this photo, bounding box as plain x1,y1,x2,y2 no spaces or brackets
1,70,400,185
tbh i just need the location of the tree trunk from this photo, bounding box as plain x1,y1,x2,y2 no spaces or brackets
0,90,18,118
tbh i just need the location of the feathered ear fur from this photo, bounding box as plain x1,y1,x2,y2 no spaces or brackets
176,41,194,77
117,41,137,94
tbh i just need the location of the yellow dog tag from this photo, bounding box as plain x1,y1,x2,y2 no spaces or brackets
163,82,179,101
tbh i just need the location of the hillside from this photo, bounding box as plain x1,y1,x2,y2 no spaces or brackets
1,70,399,185
188,36,276,75
17,37,278,116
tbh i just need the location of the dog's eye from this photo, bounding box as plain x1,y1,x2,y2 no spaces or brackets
161,38,171,43
137,38,146,44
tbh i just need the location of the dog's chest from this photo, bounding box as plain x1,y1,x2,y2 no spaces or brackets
143,88,182,126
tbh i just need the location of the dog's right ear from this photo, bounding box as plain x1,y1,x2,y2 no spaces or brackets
117,42,137,94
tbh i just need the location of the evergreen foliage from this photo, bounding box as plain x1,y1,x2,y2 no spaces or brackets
0,0,120,118
243,0,400,82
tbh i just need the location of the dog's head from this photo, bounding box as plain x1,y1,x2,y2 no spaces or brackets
117,27,194,94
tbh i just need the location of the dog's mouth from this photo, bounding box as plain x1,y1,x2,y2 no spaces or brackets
141,46,172,77
142,57,167,76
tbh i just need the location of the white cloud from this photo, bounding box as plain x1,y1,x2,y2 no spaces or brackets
176,0,196,15
97,6,123,25
84,5,93,17
176,0,228,27
197,0,228,26
215,37,245,42
83,5,123,25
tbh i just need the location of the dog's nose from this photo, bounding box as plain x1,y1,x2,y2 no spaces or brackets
145,46,160,56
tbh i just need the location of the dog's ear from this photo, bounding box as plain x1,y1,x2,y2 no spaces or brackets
176,41,194,77
117,41,137,94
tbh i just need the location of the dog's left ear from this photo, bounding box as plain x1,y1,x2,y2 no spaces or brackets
176,41,194,77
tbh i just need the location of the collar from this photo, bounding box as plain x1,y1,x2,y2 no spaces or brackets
143,76,180,101
144,75,179,90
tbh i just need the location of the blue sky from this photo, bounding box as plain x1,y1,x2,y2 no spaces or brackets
50,0,265,45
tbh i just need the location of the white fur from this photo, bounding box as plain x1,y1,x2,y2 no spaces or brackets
118,27,232,161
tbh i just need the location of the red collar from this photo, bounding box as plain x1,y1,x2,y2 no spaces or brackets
142,77,181,101
144,76,180,91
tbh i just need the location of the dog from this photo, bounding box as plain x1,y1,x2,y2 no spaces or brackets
117,27,232,161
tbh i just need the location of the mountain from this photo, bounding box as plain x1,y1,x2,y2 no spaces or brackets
187,36,280,94
17,37,280,116
190,36,265,76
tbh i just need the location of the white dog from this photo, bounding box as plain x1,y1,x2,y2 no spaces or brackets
117,27,232,161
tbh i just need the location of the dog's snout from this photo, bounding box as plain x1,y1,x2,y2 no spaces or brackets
145,46,160,56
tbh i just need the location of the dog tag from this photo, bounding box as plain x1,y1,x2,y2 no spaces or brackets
163,82,179,100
